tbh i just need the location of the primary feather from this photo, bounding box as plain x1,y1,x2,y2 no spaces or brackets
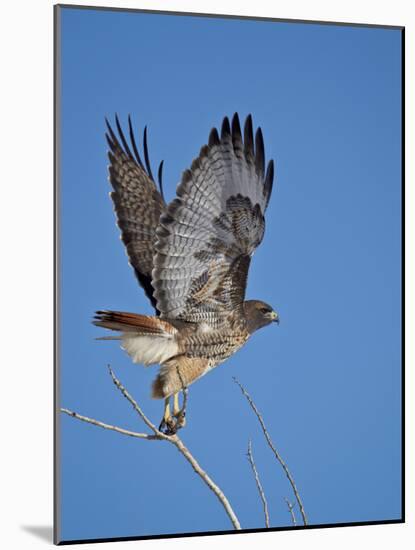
105,116,165,312
152,113,274,327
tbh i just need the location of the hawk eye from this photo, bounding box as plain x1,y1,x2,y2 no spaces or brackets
260,306,270,314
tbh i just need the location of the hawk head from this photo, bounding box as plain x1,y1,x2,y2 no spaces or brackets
243,300,279,334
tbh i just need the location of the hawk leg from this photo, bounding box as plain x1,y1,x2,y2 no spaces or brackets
172,392,186,429
158,393,187,435
158,398,176,435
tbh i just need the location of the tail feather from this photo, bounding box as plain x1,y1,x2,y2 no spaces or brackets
93,310,179,366
93,310,176,336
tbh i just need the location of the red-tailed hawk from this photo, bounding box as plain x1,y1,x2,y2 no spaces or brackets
94,113,278,434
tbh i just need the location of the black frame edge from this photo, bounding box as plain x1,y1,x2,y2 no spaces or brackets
54,3,404,30
54,3,62,546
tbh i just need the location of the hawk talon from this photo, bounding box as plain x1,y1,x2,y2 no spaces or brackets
158,419,166,432
158,409,186,435
158,417,177,435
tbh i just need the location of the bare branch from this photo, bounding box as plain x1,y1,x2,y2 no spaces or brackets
284,497,297,526
247,439,270,528
108,365,240,529
233,377,308,526
172,436,241,530
61,366,241,530
60,408,160,440
107,365,164,436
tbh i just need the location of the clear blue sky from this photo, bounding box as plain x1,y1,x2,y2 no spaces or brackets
58,6,402,543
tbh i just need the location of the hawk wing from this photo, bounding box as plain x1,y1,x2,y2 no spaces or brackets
106,116,166,312
152,113,274,327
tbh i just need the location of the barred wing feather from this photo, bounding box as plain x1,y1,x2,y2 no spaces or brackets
106,116,166,312
152,113,274,326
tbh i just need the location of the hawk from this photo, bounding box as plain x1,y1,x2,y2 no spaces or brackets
94,113,278,434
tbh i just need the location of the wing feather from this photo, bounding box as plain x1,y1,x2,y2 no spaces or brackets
152,113,274,326
106,116,166,312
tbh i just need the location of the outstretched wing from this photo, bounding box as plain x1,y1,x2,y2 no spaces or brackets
106,116,166,312
152,113,274,327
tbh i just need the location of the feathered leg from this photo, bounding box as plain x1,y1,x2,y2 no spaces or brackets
172,392,186,428
153,357,209,434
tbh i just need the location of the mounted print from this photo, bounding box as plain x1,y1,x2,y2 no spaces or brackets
54,4,404,545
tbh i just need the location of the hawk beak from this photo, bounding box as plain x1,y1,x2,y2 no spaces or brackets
269,311,279,324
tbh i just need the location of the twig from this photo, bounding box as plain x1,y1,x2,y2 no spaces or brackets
108,366,240,528
61,366,241,530
233,377,308,526
284,497,297,526
247,439,270,528
107,365,163,436
172,436,240,530
60,408,160,440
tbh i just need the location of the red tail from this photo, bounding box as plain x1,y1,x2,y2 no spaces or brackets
93,310,176,335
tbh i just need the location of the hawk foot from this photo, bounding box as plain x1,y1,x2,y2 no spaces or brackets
174,409,186,429
159,393,187,435
158,411,186,435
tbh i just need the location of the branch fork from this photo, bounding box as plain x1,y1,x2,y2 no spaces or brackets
61,365,241,530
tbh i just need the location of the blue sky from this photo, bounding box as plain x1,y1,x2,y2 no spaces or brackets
58,6,402,543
